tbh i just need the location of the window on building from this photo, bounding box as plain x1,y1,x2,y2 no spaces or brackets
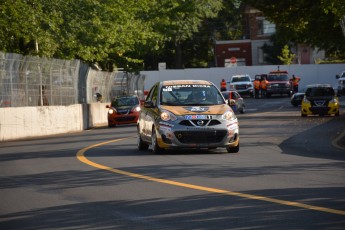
258,47,264,64
257,17,276,35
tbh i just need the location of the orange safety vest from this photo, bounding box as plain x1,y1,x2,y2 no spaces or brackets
291,77,300,86
260,79,267,90
220,81,227,88
254,80,260,89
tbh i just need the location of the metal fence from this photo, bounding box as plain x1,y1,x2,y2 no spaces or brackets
0,52,145,107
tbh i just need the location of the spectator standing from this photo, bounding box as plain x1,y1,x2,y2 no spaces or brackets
253,75,261,98
220,79,227,91
290,75,301,93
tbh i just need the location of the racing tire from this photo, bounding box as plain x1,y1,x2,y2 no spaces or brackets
152,128,164,154
335,111,340,117
108,123,116,128
226,143,239,153
137,128,149,151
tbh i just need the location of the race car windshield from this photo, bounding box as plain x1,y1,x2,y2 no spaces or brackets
160,84,225,106
305,87,335,97
111,97,139,107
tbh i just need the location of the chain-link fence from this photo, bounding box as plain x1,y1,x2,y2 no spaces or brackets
0,52,146,107
0,52,79,107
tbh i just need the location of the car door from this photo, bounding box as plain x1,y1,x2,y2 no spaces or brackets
141,84,159,142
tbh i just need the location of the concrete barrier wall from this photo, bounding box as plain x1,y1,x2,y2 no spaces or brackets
0,104,83,141
89,102,108,127
0,102,110,142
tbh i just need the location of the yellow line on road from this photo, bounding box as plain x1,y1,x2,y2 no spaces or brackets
76,137,345,216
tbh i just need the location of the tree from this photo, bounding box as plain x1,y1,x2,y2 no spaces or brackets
243,0,345,57
278,45,295,65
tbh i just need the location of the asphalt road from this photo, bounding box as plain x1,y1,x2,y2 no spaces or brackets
0,96,345,229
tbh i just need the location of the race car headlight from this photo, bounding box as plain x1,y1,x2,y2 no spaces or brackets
330,98,338,104
108,109,115,114
160,110,177,121
222,110,235,120
133,106,141,112
303,97,310,104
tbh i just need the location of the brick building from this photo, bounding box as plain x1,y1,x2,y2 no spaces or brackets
215,5,324,67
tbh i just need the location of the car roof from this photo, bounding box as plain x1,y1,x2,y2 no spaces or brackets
231,74,250,77
162,80,212,86
269,70,288,74
306,84,332,88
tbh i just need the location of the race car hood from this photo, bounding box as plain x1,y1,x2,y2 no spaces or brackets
160,104,230,115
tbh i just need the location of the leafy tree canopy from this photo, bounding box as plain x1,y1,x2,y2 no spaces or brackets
0,0,223,71
243,0,345,56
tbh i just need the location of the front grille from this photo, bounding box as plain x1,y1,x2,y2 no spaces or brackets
235,85,247,90
271,83,288,89
179,119,221,126
115,116,136,122
311,100,329,106
310,107,330,114
174,130,227,144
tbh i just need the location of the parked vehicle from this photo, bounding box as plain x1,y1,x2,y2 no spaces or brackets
301,84,339,117
221,90,246,114
290,92,305,107
336,71,345,96
228,74,254,97
137,80,240,154
106,95,141,127
265,70,292,97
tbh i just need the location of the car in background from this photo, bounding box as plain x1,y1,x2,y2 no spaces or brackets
137,80,240,154
228,74,254,97
301,84,339,117
290,92,305,107
265,70,292,97
336,71,345,96
106,95,141,127
221,90,245,114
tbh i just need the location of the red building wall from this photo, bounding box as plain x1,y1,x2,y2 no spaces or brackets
215,42,252,67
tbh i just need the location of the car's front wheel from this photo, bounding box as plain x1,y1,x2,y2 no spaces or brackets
152,128,163,154
226,143,239,153
137,129,149,151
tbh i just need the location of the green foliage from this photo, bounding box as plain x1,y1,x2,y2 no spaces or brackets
0,0,225,71
243,0,345,56
278,45,295,65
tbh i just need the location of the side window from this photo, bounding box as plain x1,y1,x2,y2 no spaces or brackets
151,85,159,106
146,85,157,102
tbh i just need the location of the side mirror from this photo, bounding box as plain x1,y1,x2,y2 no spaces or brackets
336,74,340,79
144,101,155,108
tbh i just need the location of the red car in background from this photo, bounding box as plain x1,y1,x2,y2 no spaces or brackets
106,95,141,127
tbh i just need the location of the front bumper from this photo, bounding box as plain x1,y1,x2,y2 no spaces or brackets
108,113,139,125
301,103,339,116
154,116,239,149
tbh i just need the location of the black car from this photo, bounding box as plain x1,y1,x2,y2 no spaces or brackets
290,92,305,107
